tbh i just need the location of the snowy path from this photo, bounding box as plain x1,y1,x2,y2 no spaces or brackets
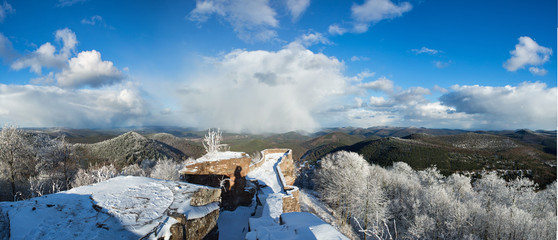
247,152,286,193
218,150,348,240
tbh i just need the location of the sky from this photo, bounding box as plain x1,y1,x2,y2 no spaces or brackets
0,0,556,133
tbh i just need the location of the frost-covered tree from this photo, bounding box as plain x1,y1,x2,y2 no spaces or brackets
0,125,33,199
202,128,228,153
150,158,181,181
71,164,117,188
120,164,146,177
33,135,78,192
310,150,556,240
316,151,388,238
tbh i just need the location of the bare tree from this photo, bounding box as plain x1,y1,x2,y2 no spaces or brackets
202,128,228,153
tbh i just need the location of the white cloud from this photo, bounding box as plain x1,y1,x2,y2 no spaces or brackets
412,46,440,55
296,32,331,47
30,72,55,85
11,28,77,74
328,24,348,36
350,56,370,61
440,82,557,130
350,70,375,82
10,28,124,89
11,42,67,74
286,0,310,21
188,0,279,42
503,36,552,73
369,96,387,106
55,28,77,57
57,0,87,7
0,1,14,22
528,67,547,76
81,15,104,26
358,77,394,92
0,83,147,128
432,85,448,93
434,60,450,69
354,97,363,107
56,50,124,88
178,42,349,133
351,0,412,33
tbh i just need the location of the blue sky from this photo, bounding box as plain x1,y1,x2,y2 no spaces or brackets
0,0,556,132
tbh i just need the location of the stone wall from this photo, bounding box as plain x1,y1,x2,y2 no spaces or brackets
256,149,301,214
180,153,254,210
170,209,220,240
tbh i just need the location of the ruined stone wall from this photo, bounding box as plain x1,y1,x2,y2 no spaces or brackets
180,154,254,210
256,149,301,214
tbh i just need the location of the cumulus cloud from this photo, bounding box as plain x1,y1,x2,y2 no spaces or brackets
56,50,124,88
295,32,331,47
328,24,348,35
10,28,124,88
358,77,394,92
328,81,557,130
351,0,412,33
412,46,440,55
286,0,310,21
528,67,547,76
503,36,552,74
11,42,67,74
178,42,349,133
11,28,77,74
0,1,14,22
188,0,279,42
0,83,147,128
440,82,556,130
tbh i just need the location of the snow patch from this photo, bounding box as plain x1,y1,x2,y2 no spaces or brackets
184,151,248,166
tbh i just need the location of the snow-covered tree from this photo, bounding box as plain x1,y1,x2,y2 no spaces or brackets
150,158,181,181
71,164,117,188
120,164,146,177
316,151,388,238
202,128,228,153
311,150,556,240
0,125,33,199
33,135,78,192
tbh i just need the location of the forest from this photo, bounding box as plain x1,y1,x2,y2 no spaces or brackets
311,151,556,240
0,125,183,201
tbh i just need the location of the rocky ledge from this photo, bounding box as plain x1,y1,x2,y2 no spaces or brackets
0,176,221,240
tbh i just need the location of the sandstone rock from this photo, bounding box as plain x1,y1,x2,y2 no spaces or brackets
191,188,221,207
169,209,220,240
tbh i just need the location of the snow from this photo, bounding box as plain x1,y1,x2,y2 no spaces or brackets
0,176,220,240
280,212,349,240
246,152,285,193
298,189,338,228
185,151,248,166
217,205,254,240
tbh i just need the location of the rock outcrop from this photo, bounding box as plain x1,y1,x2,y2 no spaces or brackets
0,176,221,240
180,152,255,210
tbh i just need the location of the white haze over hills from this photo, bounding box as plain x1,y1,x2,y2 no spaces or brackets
0,31,555,133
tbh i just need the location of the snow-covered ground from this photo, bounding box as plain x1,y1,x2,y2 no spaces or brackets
185,151,248,166
0,176,219,240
